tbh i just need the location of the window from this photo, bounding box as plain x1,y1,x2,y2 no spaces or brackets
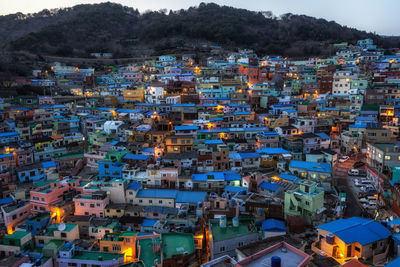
355,246,360,252
149,200,153,204
80,203,84,206
305,201,310,206
112,244,121,251
61,232,67,238
139,200,143,203
385,156,391,160
103,247,109,252
159,200,163,204
220,246,225,252
90,204,95,208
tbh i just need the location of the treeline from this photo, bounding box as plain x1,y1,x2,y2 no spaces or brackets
2,2,400,57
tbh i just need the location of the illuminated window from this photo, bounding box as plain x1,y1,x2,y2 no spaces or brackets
385,156,391,160
378,154,382,158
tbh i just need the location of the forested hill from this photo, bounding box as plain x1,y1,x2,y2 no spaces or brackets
1,2,399,57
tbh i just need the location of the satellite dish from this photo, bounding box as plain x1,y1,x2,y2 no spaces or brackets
58,223,66,231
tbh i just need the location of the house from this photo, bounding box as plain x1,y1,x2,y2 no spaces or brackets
73,191,110,218
0,231,32,256
229,152,260,171
366,142,400,173
57,245,124,267
312,217,391,265
35,223,80,245
284,180,324,224
0,200,31,234
99,232,138,262
25,212,51,235
289,160,331,182
189,171,242,190
209,216,259,259
30,180,72,212
258,181,283,197
0,132,19,145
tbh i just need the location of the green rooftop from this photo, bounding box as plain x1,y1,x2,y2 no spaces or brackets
71,251,124,261
120,231,137,237
43,239,65,250
210,220,255,242
138,238,161,267
4,231,30,240
3,205,19,213
161,233,195,259
47,223,77,236
34,180,58,188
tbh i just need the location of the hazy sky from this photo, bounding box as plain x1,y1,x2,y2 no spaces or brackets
1,0,399,36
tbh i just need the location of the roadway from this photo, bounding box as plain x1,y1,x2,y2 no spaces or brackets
334,156,370,218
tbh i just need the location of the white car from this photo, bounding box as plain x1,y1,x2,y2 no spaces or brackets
339,156,350,163
359,198,368,204
361,185,375,192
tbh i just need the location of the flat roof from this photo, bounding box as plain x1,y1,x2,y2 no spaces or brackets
70,251,124,261
161,233,195,259
138,238,161,267
210,220,255,242
239,242,308,267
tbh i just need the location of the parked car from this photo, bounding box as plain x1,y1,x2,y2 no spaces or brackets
361,185,375,193
359,198,368,204
348,169,359,176
367,196,377,201
339,156,350,163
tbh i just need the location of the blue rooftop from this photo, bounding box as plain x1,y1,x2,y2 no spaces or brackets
259,181,282,192
192,171,241,182
127,182,142,191
41,161,56,168
262,219,286,232
289,160,331,173
123,154,150,161
0,132,19,137
317,217,391,246
0,153,13,159
136,189,177,199
176,191,207,204
278,173,302,183
174,125,198,131
314,132,331,140
141,219,158,227
386,258,400,267
204,139,223,145
256,148,290,154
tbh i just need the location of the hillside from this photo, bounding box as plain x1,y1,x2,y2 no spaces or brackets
1,2,399,57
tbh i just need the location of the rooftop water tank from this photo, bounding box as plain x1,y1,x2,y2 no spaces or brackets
219,215,227,228
271,256,281,267
326,233,335,245
232,217,239,227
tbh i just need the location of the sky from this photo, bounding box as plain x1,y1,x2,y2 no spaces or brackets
1,0,399,36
